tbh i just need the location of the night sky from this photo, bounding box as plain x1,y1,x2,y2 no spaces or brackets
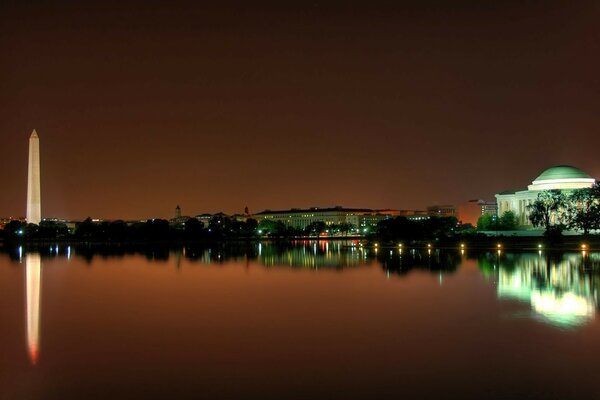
1,1,599,220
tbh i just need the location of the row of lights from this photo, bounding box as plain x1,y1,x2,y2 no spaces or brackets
370,242,591,251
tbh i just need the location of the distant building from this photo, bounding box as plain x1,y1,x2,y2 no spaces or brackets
194,213,213,228
396,210,430,221
495,165,596,227
457,200,497,226
426,205,456,218
253,206,400,232
170,205,190,227
231,213,250,222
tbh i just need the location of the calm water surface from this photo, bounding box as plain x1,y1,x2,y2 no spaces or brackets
1,242,600,400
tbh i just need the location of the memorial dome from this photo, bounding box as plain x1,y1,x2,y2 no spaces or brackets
528,165,595,191
533,165,593,183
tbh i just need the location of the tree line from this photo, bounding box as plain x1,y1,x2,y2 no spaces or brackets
476,211,518,231
256,220,356,238
1,215,260,242
1,215,360,242
373,216,458,244
527,183,600,237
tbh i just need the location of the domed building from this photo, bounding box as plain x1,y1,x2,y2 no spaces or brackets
495,165,596,227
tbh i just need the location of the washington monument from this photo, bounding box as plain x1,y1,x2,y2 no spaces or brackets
27,130,41,224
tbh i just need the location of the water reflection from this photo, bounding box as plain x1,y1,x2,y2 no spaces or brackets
376,248,460,277
2,241,467,276
4,242,600,343
479,252,600,328
25,253,41,365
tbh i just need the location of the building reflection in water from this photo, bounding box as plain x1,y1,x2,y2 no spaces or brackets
480,252,600,328
182,240,368,270
258,241,365,269
25,253,41,365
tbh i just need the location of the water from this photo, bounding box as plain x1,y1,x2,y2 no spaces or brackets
1,242,600,400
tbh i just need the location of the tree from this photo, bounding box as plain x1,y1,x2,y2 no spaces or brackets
476,214,492,230
476,213,499,230
336,223,354,236
75,217,98,239
376,217,419,242
39,220,69,238
499,210,517,230
257,220,291,237
142,219,170,240
258,220,279,236
184,217,204,239
566,183,600,236
243,218,258,237
3,220,27,238
305,221,327,237
527,190,567,236
423,216,457,239
208,214,232,236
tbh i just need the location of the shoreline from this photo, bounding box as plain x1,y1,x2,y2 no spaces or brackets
1,235,598,252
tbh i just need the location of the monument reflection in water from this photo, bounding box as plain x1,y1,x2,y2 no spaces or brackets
25,252,41,365
479,251,600,328
13,243,600,369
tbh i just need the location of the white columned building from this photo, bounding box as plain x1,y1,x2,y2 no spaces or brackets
495,165,596,227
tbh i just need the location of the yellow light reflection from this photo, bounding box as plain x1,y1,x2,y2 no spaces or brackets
26,254,41,365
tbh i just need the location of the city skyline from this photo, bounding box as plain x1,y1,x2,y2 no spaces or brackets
4,128,597,222
1,2,599,220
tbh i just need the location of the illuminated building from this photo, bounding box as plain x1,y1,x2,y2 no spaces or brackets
397,210,430,221
253,206,400,231
194,213,213,228
27,130,41,224
495,165,596,227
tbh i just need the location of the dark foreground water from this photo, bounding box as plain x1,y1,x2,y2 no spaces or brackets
1,242,600,400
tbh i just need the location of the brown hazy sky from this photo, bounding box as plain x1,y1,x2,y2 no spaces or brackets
1,1,599,220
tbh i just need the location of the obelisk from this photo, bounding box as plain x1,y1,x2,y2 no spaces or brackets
26,130,41,224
